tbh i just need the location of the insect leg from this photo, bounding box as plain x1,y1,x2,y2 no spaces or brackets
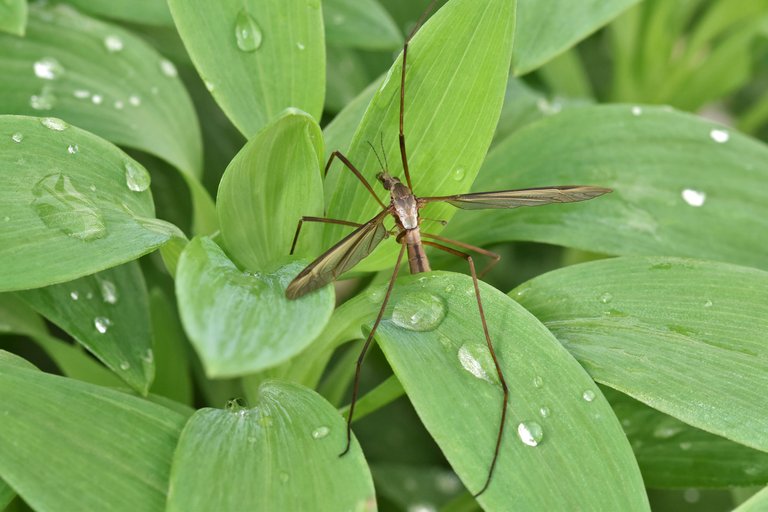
290,216,363,255
325,151,386,209
421,232,501,278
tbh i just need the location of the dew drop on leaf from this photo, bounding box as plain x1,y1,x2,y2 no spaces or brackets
517,421,544,447
124,161,151,192
709,129,729,143
128,95,141,107
94,316,112,334
103,35,124,53
539,406,550,418
91,94,103,105
452,168,465,181
311,425,330,439
582,389,596,402
40,117,67,131
99,279,118,304
391,292,446,331
159,59,178,77
33,57,64,80
457,343,498,384
119,360,131,371
31,173,107,241
235,10,263,52
67,144,79,155
11,132,23,143
681,188,706,207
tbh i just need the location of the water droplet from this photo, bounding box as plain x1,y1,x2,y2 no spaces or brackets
279,471,290,484
67,144,78,155
457,343,497,384
683,489,700,503
40,117,67,131
532,376,544,388
94,316,112,333
128,94,141,107
30,87,56,110
11,132,23,143
141,349,154,364
33,57,64,80
452,168,465,181
91,94,103,105
444,284,455,293
744,466,760,476
113,100,124,110
517,421,544,447
86,292,94,300
539,406,550,418
703,299,713,308
159,59,177,77
599,292,613,304
89,184,96,192
709,129,729,143
681,188,706,207
124,161,151,192
435,473,461,494
119,361,131,371
653,423,683,439
235,10,263,52
311,426,330,439
31,173,106,241
679,441,692,450
73,89,90,99
391,292,446,331
582,389,596,402
99,279,118,304
296,41,305,50
631,106,642,116
103,35,124,53
69,290,79,300
225,397,246,411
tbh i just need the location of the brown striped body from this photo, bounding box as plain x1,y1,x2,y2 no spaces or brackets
403,227,431,273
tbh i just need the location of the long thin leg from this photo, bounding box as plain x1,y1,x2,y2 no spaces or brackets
421,232,501,278
422,239,509,497
325,151,386,209
340,243,407,456
399,0,439,192
290,216,363,255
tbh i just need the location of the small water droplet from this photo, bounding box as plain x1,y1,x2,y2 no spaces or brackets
225,397,246,411
709,129,729,143
311,426,330,439
457,343,497,384
40,117,67,131
86,291,94,300
653,423,683,439
89,184,96,192
444,284,455,293
30,87,56,110
113,100,124,109
159,59,177,77
683,489,700,504
681,188,706,207
124,161,151,192
67,144,79,154
33,57,64,80
235,10,263,52
679,441,692,450
391,292,446,331
31,173,106,241
128,94,141,107
452,168,465,181
703,299,713,308
99,279,118,304
435,473,461,494
599,292,613,304
532,376,544,388
94,316,112,333
631,106,642,116
582,389,596,402
296,41,305,50
73,89,90,99
744,466,760,476
69,290,79,300
141,349,154,364
11,132,23,143
91,94,103,105
103,35,124,53
119,361,131,371
517,421,544,447
279,471,290,484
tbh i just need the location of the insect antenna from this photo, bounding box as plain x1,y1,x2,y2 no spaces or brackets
366,140,387,173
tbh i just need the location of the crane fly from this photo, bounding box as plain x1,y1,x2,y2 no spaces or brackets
285,0,610,497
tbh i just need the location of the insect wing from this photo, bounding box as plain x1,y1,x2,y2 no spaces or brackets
421,186,611,210
285,211,389,299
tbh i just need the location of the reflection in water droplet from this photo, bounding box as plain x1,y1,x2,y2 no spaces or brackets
709,129,729,143
312,426,330,439
452,168,465,181
67,144,79,155
124,161,151,192
235,10,263,52
160,59,178,77
94,316,112,333
599,292,613,304
99,279,118,304
11,132,23,143
457,343,497,384
103,35,124,53
31,173,107,241
582,389,596,402
681,188,706,207
517,421,544,447
33,57,64,80
391,292,446,331
40,117,67,131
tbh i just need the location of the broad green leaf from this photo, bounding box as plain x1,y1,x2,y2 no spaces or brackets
608,390,768,488
148,288,193,404
30,334,124,388
0,4,202,178
0,295,46,337
0,115,179,291
0,479,14,510
63,0,173,27
443,105,768,271
513,257,768,455
735,487,768,512
323,0,516,272
324,45,377,114
368,272,649,510
512,0,639,75
17,262,154,394
168,0,325,137
176,237,334,377
324,0,402,50
0,0,26,36
218,110,324,270
166,381,376,511
0,352,186,512
372,464,464,510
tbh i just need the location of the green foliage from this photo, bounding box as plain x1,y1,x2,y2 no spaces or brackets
1,0,767,510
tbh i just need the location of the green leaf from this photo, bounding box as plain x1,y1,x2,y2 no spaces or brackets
0,115,179,291
148,288,193,404
17,262,154,394
324,0,402,50
735,487,768,512
442,105,768,271
63,0,173,27
217,110,324,270
0,295,47,337
0,0,26,36
513,256,768,456
30,333,125,388
166,381,375,511
369,272,649,509
176,237,334,378
323,0,516,272
0,4,202,178
512,0,639,75
168,0,325,137
324,45,377,114
0,352,186,512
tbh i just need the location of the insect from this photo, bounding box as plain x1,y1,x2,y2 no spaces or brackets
286,1,610,497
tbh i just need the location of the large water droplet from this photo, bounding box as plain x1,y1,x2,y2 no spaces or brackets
235,10,263,52
391,292,446,331
681,188,706,207
11,132,23,143
94,316,112,333
457,343,498,384
311,426,330,439
124,161,151,192
709,129,729,143
40,117,67,131
33,57,64,80
517,421,544,447
31,173,107,241
99,279,118,304
103,35,124,53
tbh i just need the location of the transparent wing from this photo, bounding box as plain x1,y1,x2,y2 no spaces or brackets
286,210,390,299
421,186,611,210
